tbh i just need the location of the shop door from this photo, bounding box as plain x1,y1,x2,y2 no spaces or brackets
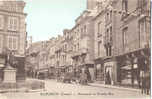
105,66,112,85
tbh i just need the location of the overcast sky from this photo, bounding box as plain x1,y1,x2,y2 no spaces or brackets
23,0,86,42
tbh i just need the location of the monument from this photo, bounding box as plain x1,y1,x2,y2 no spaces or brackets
3,51,16,83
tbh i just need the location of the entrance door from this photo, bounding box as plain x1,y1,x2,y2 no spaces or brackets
105,66,112,85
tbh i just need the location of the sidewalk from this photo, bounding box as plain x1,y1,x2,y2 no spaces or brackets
88,83,141,92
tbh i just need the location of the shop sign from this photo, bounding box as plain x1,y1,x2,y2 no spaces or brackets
0,64,4,67
133,64,138,69
96,64,101,69
104,61,114,67
121,65,131,70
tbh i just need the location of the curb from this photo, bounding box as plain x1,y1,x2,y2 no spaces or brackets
88,83,141,92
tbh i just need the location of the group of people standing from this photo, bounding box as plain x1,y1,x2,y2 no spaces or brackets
74,67,92,85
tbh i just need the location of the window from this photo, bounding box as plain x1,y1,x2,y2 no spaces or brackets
122,0,128,12
110,11,112,21
122,27,128,48
138,0,147,8
81,28,83,35
65,44,67,51
0,35,3,51
106,13,109,22
8,17,18,31
109,46,112,56
7,36,18,50
98,22,101,35
84,25,87,33
139,18,146,48
106,47,108,56
138,0,148,14
106,46,112,56
8,37,13,49
0,15,4,30
110,27,112,41
13,37,17,50
98,41,102,56
106,29,109,41
78,43,79,50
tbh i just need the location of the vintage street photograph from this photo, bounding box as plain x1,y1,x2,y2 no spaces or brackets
0,0,151,99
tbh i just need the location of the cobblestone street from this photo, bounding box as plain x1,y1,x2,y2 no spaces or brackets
1,79,150,99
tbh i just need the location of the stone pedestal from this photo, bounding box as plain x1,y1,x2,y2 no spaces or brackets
3,64,16,83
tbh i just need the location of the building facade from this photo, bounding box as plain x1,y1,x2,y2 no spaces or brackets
0,1,27,82
71,10,95,81
114,0,150,87
94,0,150,87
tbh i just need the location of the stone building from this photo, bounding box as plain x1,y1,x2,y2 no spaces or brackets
54,35,64,77
36,41,50,79
71,9,96,81
93,0,150,87
62,29,73,73
113,0,150,87
0,1,27,82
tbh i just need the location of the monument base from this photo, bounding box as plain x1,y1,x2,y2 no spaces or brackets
3,65,16,83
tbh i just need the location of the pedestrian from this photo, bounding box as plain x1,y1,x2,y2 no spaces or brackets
141,69,150,95
145,70,150,95
106,71,111,84
80,72,88,85
84,68,91,83
140,70,145,94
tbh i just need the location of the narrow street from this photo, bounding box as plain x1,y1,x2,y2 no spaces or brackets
1,79,149,99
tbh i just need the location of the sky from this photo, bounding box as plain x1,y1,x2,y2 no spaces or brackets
23,0,87,42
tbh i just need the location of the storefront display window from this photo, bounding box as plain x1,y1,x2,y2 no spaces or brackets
96,64,104,81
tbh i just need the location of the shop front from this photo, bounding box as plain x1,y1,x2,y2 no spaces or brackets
120,60,139,87
117,48,150,88
104,58,117,85
94,58,104,81
48,67,56,79
79,62,94,82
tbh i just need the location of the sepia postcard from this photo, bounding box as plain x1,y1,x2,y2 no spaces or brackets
0,0,151,99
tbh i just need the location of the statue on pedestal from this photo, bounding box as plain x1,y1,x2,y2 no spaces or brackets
3,49,17,83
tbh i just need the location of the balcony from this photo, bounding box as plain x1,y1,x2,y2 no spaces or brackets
71,51,81,59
